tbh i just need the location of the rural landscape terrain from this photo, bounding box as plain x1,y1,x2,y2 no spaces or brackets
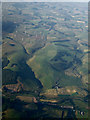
2,2,89,119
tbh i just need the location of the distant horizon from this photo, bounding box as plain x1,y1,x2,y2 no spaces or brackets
2,0,90,2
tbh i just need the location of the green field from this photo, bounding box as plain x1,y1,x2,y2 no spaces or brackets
2,2,88,119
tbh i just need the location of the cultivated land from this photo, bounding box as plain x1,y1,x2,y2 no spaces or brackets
2,2,88,119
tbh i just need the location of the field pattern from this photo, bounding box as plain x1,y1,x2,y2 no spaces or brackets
2,2,88,119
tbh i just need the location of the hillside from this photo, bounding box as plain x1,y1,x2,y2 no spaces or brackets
2,2,88,119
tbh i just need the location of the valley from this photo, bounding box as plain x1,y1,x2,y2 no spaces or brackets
2,2,88,119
